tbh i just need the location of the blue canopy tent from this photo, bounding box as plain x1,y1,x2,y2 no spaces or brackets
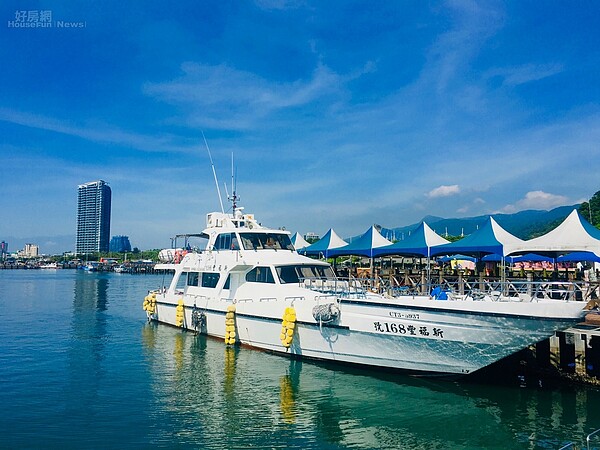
557,251,600,263
372,222,449,258
328,225,392,258
298,228,347,259
430,217,524,258
438,254,477,263
482,253,553,263
430,217,525,284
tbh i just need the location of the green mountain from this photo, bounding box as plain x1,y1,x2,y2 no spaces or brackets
380,205,581,242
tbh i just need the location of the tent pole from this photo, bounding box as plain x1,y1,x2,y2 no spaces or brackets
426,247,431,292
501,256,506,295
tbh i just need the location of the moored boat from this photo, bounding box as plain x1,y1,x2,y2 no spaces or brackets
143,205,588,376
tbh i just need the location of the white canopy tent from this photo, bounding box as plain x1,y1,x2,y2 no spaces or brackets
508,210,600,257
290,232,310,251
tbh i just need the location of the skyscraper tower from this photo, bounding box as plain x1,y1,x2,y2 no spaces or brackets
76,180,112,254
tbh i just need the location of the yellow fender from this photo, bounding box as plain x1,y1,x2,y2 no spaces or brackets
143,293,157,315
280,307,296,349
225,305,237,345
175,298,185,327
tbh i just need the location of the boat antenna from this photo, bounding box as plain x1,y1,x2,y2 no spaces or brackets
228,152,239,211
202,131,225,213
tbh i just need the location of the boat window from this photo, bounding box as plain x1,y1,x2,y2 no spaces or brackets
277,265,301,284
245,266,275,283
202,272,220,288
238,232,294,251
223,275,230,290
176,273,187,291
214,233,240,251
275,264,336,284
187,272,199,287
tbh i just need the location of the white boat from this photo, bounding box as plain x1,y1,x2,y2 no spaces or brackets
39,262,59,269
143,206,588,376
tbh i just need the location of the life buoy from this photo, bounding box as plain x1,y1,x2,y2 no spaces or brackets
173,249,188,264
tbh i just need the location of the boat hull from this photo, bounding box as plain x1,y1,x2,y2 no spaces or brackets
148,294,584,375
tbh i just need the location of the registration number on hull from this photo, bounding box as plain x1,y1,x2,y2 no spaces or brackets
389,311,420,320
374,321,444,339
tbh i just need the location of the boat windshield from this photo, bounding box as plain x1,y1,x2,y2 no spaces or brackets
239,232,294,251
275,264,336,284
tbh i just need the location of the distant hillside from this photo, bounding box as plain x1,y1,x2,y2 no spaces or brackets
378,205,580,242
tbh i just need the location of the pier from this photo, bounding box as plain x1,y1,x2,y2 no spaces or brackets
0,259,160,273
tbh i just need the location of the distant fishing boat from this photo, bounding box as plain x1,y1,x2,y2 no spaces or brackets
82,262,99,272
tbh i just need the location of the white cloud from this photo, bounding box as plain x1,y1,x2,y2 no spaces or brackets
427,185,461,198
502,190,569,213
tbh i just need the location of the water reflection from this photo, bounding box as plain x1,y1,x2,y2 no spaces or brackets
140,324,600,449
223,346,237,400
279,361,301,424
66,273,110,422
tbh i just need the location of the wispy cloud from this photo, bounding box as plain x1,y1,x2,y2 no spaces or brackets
0,108,192,154
422,0,505,94
253,0,305,10
486,63,564,87
143,62,343,130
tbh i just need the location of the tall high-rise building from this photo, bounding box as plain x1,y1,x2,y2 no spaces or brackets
76,180,112,254
0,241,8,260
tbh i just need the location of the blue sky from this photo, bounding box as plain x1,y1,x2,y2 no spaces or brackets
1,0,599,253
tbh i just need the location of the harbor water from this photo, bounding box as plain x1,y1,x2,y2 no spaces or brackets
1,270,599,449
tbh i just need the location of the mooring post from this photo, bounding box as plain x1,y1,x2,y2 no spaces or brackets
574,333,587,376
549,333,560,369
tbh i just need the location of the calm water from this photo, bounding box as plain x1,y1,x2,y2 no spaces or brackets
1,270,599,450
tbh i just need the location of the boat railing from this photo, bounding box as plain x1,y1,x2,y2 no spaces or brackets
302,276,589,303
301,277,368,298
587,427,600,450
284,296,306,304
301,276,421,298
435,279,586,302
